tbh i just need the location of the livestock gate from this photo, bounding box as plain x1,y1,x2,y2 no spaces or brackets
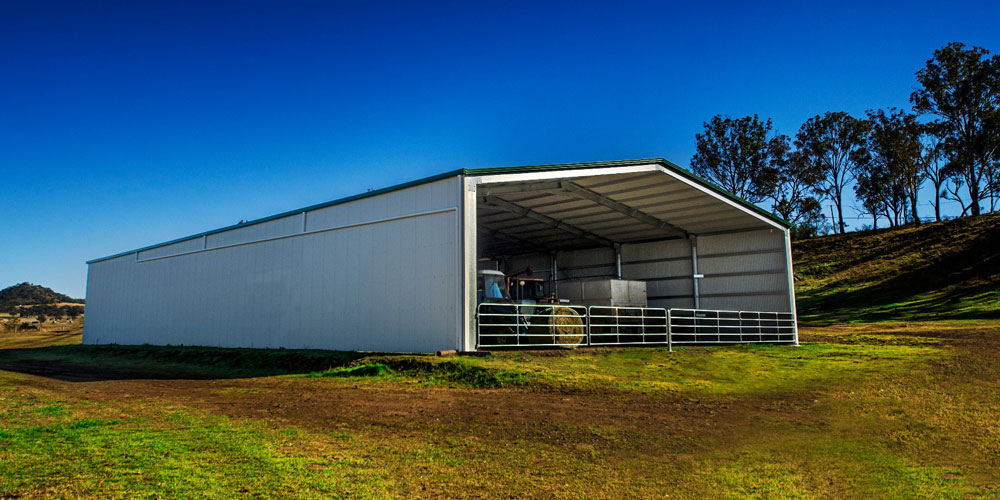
475,304,797,349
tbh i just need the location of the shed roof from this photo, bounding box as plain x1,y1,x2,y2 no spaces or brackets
88,158,787,264
472,160,787,255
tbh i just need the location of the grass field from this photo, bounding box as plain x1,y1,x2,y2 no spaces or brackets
2,320,999,499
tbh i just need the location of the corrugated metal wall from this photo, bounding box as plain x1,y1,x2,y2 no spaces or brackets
500,228,791,312
622,239,696,309
84,177,463,352
696,229,791,312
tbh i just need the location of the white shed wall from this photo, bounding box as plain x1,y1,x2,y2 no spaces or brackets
84,177,463,352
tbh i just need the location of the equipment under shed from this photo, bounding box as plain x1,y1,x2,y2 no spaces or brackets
84,158,798,352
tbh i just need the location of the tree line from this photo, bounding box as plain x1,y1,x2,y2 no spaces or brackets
691,42,1000,237
1,304,84,319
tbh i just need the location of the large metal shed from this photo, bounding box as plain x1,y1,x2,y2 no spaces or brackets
84,158,798,352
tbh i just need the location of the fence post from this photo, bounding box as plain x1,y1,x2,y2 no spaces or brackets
667,308,672,352
584,306,590,346
515,305,520,346
615,307,621,344
640,308,646,344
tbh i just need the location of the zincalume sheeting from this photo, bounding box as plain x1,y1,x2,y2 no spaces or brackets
84,176,463,352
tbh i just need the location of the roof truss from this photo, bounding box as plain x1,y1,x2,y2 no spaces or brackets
480,181,690,238
481,195,615,247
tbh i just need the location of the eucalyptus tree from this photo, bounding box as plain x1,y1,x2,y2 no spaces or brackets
772,150,826,238
855,109,925,226
691,114,786,204
943,177,972,216
911,42,1000,216
853,164,892,229
794,112,869,233
921,132,947,222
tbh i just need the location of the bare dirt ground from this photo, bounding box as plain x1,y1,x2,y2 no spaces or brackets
1,356,782,449
0,322,993,447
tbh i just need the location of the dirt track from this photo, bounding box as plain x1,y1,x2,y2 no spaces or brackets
0,358,811,454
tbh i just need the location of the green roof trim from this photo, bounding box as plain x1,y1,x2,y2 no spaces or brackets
88,158,788,264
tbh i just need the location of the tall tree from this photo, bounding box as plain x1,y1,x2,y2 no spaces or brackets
795,111,869,233
853,166,891,229
943,177,972,216
691,114,786,204
911,42,1000,216
855,109,925,226
920,132,947,222
772,150,826,238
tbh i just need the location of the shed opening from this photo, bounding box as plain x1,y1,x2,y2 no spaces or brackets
469,164,797,348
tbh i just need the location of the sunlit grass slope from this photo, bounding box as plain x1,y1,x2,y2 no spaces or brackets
793,212,1000,325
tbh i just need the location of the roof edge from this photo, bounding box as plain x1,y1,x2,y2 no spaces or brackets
87,169,466,264
88,157,788,265
465,158,790,229
652,158,791,229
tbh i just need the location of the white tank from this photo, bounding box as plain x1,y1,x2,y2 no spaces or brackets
556,278,647,307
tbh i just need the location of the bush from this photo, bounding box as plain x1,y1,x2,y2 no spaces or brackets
2,317,21,333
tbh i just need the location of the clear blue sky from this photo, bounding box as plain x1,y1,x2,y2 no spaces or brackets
2,0,998,298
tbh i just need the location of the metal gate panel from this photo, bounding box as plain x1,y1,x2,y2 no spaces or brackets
668,309,796,344
476,306,797,348
476,303,588,348
587,306,669,346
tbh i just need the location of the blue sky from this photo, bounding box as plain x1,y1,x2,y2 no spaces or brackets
2,0,999,298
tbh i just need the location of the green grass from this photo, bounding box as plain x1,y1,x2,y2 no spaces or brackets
0,383,390,499
21,340,932,395
306,358,530,388
449,342,941,395
307,362,393,378
796,286,1000,325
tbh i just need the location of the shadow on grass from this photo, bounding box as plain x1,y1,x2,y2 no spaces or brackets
798,284,1000,326
0,344,391,382
0,344,533,389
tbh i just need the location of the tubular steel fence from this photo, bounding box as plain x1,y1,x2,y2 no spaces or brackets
587,306,669,347
476,302,588,348
476,304,797,349
667,309,797,344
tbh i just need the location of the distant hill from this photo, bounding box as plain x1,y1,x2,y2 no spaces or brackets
0,283,84,309
793,212,1000,325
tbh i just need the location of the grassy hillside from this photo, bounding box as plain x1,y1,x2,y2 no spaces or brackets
0,283,85,318
793,212,1000,325
0,283,82,308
